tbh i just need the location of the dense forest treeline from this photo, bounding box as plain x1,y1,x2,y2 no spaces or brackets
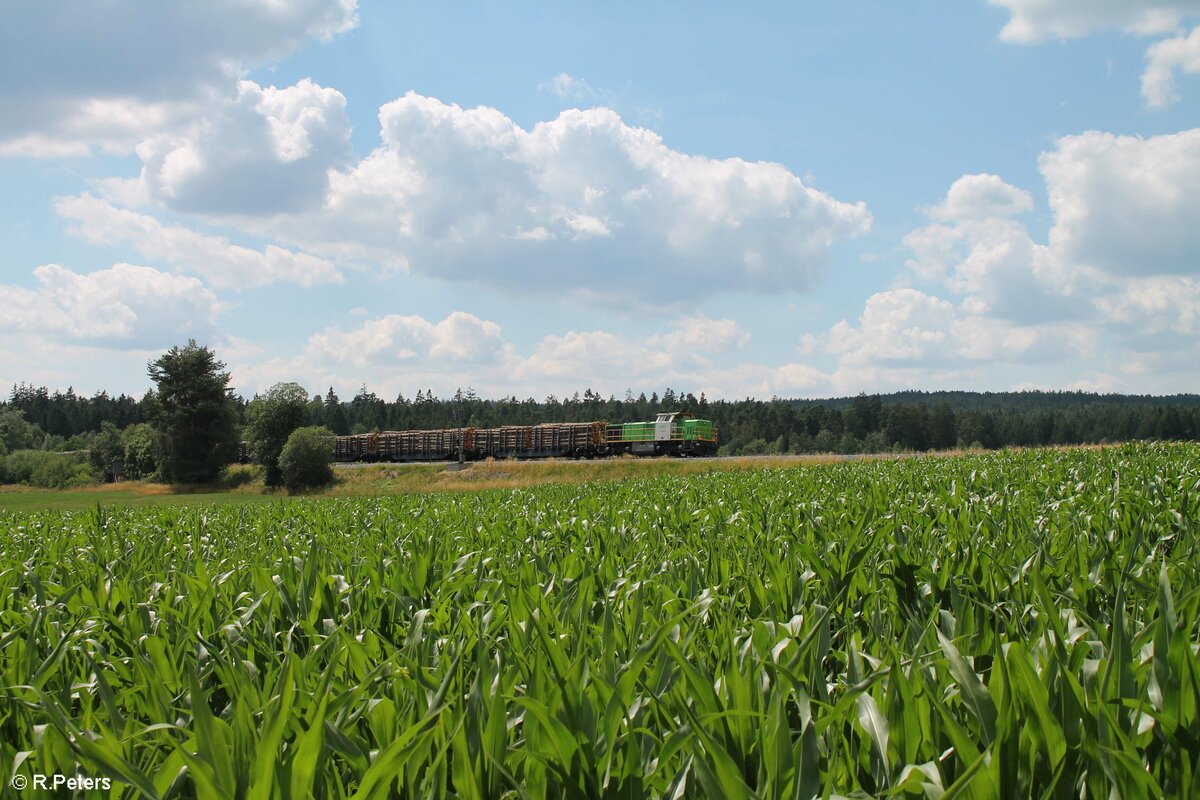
791,389,1200,412
4,382,1199,465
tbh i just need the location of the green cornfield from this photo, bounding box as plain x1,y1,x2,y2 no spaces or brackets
1,443,1198,798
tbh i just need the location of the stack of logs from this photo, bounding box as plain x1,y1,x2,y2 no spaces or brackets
332,422,607,462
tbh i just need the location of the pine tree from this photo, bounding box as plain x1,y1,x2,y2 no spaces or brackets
147,341,239,483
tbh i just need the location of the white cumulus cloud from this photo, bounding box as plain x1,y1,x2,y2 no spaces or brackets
988,0,1200,43
829,289,955,366
834,134,1200,393
132,79,353,215
233,312,812,400
826,288,1093,378
55,194,342,289
906,174,1073,323
514,316,752,390
1092,276,1200,336
0,1,357,156
924,173,1033,221
1040,129,1200,277
1143,25,1200,107
0,264,222,347
303,312,513,370
249,93,870,304
988,1,1200,106
904,146,1200,340
648,316,751,357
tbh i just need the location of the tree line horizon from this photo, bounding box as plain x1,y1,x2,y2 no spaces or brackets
5,357,1199,459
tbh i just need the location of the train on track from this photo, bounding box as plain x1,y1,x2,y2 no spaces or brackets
242,411,719,463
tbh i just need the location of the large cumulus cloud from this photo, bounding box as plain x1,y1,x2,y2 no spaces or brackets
827,288,1090,368
0,1,357,156
225,94,872,304
0,263,222,347
826,130,1200,392
132,79,353,215
1040,130,1200,277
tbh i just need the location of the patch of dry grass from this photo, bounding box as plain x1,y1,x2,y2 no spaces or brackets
323,454,849,497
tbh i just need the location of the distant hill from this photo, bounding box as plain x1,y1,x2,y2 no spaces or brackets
788,390,1200,412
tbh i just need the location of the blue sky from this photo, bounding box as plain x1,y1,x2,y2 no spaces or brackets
2,1,1199,401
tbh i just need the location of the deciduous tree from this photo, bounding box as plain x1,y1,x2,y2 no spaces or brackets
246,382,310,487
121,423,164,480
89,421,124,482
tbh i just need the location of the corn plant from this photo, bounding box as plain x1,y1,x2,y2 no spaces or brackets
0,442,1197,798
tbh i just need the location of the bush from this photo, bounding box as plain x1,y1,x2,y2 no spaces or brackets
740,438,769,455
62,435,90,451
122,423,164,480
277,426,335,492
4,450,98,488
861,431,888,454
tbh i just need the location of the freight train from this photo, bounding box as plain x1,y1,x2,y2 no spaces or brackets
240,411,719,464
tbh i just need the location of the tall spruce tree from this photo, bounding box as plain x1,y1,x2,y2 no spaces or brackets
147,341,239,483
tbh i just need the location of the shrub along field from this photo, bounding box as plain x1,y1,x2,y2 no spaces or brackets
0,442,1197,798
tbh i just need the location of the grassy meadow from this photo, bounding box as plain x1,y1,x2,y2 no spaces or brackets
0,454,846,512
0,442,1197,797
